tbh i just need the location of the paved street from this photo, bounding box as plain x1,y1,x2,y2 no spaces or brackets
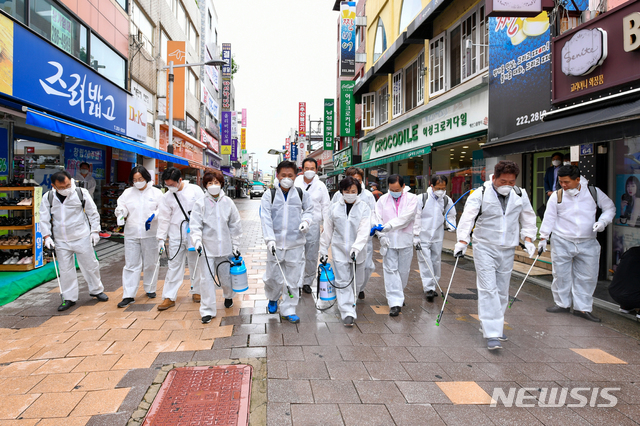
1,197,640,425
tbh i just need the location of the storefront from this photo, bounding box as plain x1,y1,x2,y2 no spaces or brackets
158,124,206,186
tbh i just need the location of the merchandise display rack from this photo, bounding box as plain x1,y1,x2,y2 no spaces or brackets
0,186,40,271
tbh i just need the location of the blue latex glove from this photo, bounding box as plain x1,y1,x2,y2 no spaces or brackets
145,213,155,231
369,224,384,236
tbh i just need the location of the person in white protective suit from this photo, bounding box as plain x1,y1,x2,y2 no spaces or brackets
455,161,537,351
40,170,107,311
373,174,418,316
261,160,313,324
156,167,205,311
331,166,376,300
189,170,243,324
294,158,330,295
538,165,616,322
115,166,164,308
414,175,457,302
74,162,97,197
320,176,371,326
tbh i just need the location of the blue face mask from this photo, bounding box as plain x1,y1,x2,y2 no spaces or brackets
389,190,402,199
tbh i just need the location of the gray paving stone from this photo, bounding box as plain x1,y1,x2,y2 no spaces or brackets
310,380,361,404
290,403,344,426
267,379,314,403
267,346,305,361
339,403,395,426
191,349,232,361
267,360,288,379
394,381,451,404
353,381,406,404
363,361,411,381
326,361,371,381
338,346,381,361
152,350,194,366
267,402,292,426
116,368,159,388
230,346,266,359
286,360,329,379
385,403,446,425
433,405,495,426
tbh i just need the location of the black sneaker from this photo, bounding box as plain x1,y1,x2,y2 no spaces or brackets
343,316,354,327
146,292,156,298
117,298,134,308
358,291,365,300
224,298,233,308
58,300,76,311
302,285,312,294
546,305,570,313
425,290,437,302
389,306,401,317
201,315,213,324
90,292,109,302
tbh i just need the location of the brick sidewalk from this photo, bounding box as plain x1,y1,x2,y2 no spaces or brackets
1,198,639,425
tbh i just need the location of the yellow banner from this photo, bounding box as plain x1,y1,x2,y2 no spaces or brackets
221,145,232,155
241,128,246,150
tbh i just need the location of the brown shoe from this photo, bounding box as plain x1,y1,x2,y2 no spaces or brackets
192,294,201,303
157,298,175,311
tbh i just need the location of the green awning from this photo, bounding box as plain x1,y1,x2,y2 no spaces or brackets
357,145,431,169
327,168,344,177
252,181,265,186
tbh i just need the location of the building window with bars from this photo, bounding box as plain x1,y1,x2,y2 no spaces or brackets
429,32,445,96
377,85,388,126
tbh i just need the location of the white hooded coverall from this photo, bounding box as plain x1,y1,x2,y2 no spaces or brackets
157,181,205,301
319,197,371,319
539,177,615,312
332,187,377,293
189,191,242,318
117,184,164,299
414,187,457,293
260,186,313,317
294,175,330,289
375,190,418,308
456,181,537,339
40,187,104,301
74,171,97,196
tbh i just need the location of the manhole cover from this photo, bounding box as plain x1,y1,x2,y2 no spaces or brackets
143,365,252,426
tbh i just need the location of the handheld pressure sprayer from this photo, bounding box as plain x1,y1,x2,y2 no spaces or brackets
195,245,248,293
314,255,358,311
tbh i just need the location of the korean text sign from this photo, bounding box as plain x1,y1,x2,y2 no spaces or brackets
64,141,105,179
324,99,334,151
340,2,356,77
298,102,306,137
222,43,232,78
241,128,246,150
340,81,355,137
221,111,232,155
12,24,128,135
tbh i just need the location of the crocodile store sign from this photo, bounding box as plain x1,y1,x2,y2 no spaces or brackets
362,89,488,161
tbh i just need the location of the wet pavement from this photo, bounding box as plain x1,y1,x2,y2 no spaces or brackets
1,197,640,425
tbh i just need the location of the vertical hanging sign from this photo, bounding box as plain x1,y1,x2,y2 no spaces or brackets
231,138,238,161
285,137,291,160
220,111,231,155
167,41,186,121
221,43,232,79
298,102,306,137
323,99,335,151
240,127,246,150
340,81,355,137
241,108,247,127
340,1,356,77
231,111,238,138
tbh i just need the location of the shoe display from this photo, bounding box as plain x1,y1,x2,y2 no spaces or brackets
117,298,135,308
343,316,354,327
389,306,401,317
157,298,175,311
57,300,76,311
91,292,109,302
224,298,233,308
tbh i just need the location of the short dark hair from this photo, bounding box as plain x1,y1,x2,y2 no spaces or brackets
203,170,224,187
301,158,317,169
494,161,520,179
79,162,90,169
339,176,361,195
431,175,448,186
563,153,571,161
162,167,182,182
388,174,404,186
557,165,580,180
345,166,365,180
551,152,564,160
370,182,379,189
129,166,152,184
276,160,297,174
52,170,71,184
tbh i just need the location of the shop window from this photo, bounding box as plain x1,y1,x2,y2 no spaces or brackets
1,0,26,24
29,0,87,62
186,114,197,137
362,92,375,130
461,4,488,81
90,33,126,89
373,18,387,63
405,51,424,112
430,33,445,96
392,69,402,118
399,0,421,34
131,2,154,55
377,84,388,126
449,25,461,88
208,10,212,31
177,1,186,33
187,70,197,95
114,0,126,12
188,21,197,50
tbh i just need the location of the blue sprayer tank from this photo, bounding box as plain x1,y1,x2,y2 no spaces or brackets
318,262,336,301
230,255,248,293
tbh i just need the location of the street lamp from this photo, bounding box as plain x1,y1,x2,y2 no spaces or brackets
162,58,227,165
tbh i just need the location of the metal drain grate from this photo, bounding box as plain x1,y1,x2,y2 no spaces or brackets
143,365,252,426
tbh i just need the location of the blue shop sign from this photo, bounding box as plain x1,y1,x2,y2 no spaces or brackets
12,24,127,136
580,144,594,156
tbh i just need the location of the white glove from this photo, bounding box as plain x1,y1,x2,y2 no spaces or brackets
299,221,309,234
593,222,606,233
44,236,55,250
524,241,536,258
538,239,548,255
158,239,165,254
379,236,390,257
267,241,276,255
194,239,203,254
454,242,468,258
114,206,128,218
446,223,456,232
91,232,100,247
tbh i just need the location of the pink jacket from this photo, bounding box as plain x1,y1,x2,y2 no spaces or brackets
375,191,418,249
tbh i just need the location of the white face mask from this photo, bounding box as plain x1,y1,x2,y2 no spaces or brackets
389,190,402,199
343,193,358,204
552,160,561,167
134,181,146,190
563,161,571,166
57,181,75,197
434,189,446,198
80,169,89,176
565,187,579,196
303,170,316,180
167,185,179,193
207,184,221,195
496,185,513,196
280,178,293,189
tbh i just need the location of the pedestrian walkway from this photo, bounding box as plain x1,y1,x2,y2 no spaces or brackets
0,198,639,425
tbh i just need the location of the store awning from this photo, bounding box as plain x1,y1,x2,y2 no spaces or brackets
356,145,432,169
25,108,188,165
252,181,265,186
483,96,640,157
327,168,344,177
